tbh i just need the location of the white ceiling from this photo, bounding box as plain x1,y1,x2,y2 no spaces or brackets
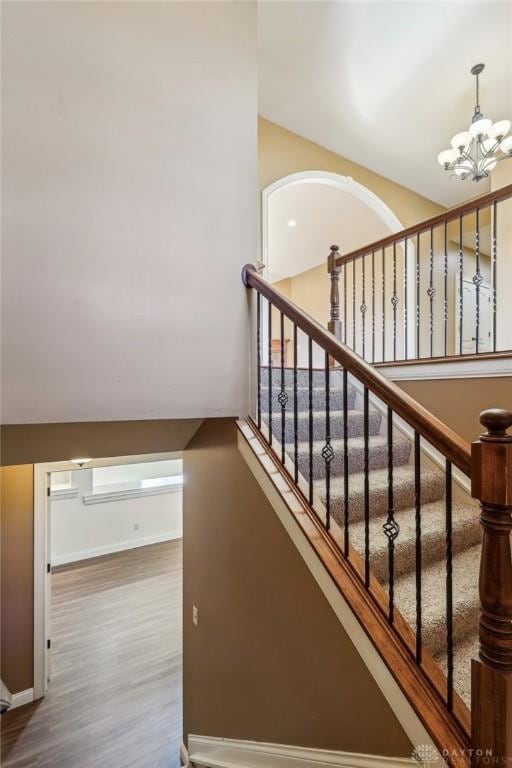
268,182,391,282
258,1,512,208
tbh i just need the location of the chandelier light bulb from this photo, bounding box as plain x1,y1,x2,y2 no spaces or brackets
500,136,512,154
450,131,471,151
488,120,511,140
437,63,511,182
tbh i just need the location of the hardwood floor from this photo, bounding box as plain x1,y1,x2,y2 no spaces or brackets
1,540,183,768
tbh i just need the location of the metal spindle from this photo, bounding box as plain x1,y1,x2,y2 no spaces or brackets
371,251,376,363
293,323,298,484
352,259,356,351
279,312,287,464
384,408,399,624
268,300,273,446
445,459,454,710
459,216,464,355
343,367,349,557
364,387,370,587
257,291,261,429
308,337,313,505
392,242,398,361
474,208,481,354
382,246,386,362
416,233,420,359
404,239,408,360
492,201,497,351
444,222,448,357
428,226,435,358
361,254,367,359
323,352,333,531
414,431,422,663
343,263,347,345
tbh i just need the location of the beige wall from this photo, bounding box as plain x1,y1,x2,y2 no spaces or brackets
183,417,412,756
1,465,34,694
397,376,512,444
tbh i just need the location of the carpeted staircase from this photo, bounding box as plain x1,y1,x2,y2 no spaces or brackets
261,366,480,708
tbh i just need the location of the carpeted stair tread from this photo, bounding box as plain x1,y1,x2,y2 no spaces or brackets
315,464,446,524
394,543,481,658
260,386,356,413
262,408,382,442
346,500,481,583
435,634,477,709
296,434,412,480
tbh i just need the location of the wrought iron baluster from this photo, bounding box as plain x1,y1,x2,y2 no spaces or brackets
343,367,349,557
474,208,482,354
444,222,448,357
391,242,398,361
414,431,422,664
257,291,261,430
361,254,367,359
446,459,454,710
459,216,464,355
428,226,435,358
416,233,420,359
382,246,386,362
492,201,497,352
352,259,356,351
384,407,399,624
343,263,347,345
268,299,273,446
308,337,313,505
322,352,334,531
371,250,376,363
404,239,408,360
293,323,298,484
278,312,288,464
364,386,370,587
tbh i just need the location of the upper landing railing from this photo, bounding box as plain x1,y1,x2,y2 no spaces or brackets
327,183,512,364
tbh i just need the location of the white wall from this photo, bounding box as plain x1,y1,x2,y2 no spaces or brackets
1,1,257,424
51,469,182,565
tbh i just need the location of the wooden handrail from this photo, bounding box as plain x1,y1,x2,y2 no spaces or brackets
243,264,472,476
336,182,512,267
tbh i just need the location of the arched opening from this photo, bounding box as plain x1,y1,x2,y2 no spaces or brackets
261,171,415,361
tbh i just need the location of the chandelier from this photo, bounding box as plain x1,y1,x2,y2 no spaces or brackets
437,63,512,182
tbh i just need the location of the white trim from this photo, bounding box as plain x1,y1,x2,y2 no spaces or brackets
181,742,190,768
379,355,512,381
51,530,182,567
261,170,416,357
187,735,418,768
10,688,34,710
83,481,182,505
237,424,442,760
50,487,79,500
33,450,183,701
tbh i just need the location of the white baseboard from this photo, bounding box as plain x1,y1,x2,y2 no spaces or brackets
187,736,418,768
10,688,34,709
52,530,182,566
181,742,190,767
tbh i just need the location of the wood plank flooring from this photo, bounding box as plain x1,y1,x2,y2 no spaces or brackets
1,540,182,768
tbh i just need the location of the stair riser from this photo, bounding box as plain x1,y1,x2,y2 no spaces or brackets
260,388,356,413
325,477,446,524
416,601,479,659
262,411,382,442
297,441,412,482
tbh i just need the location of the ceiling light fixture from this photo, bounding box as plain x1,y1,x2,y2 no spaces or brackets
287,219,297,227
71,457,92,468
437,64,512,182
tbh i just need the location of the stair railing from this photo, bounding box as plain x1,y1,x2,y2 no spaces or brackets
326,183,512,364
243,263,512,766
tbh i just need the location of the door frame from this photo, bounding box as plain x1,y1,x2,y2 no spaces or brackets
454,273,493,356
33,450,182,700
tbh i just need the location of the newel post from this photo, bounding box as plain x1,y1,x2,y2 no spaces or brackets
327,244,342,342
471,409,512,765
